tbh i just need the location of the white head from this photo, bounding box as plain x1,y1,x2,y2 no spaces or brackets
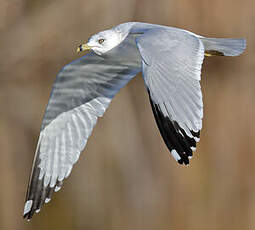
77,29,125,55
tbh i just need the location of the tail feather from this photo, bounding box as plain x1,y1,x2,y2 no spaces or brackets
200,37,246,57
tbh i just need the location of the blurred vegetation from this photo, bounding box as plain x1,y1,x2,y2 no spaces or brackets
0,0,254,229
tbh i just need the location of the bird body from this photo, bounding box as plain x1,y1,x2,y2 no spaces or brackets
23,22,246,220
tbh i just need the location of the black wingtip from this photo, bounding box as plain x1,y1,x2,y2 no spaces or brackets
147,89,199,165
177,157,190,165
23,176,64,221
23,137,65,221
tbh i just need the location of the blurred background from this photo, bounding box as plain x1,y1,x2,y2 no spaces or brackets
0,0,254,229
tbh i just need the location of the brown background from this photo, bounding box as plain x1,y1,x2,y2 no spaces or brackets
0,0,254,229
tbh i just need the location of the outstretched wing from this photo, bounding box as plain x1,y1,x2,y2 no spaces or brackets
136,28,204,165
24,51,140,219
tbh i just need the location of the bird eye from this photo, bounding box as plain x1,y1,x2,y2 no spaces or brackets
98,39,105,44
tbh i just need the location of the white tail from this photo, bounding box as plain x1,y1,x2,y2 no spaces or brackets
200,37,246,56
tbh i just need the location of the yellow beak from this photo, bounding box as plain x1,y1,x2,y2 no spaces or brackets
76,43,92,53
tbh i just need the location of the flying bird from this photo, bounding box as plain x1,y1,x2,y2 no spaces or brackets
23,22,246,220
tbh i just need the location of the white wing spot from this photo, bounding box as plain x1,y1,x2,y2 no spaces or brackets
191,147,196,151
171,149,181,161
55,186,61,192
23,200,33,215
45,198,51,203
36,209,40,213
194,137,200,142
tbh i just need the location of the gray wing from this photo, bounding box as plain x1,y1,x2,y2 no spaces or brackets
136,28,204,165
24,51,140,219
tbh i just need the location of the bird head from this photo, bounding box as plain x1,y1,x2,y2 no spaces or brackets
77,29,123,55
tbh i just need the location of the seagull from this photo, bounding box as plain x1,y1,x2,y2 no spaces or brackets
23,22,246,220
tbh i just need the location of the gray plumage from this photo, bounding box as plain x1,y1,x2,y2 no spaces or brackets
23,22,246,220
